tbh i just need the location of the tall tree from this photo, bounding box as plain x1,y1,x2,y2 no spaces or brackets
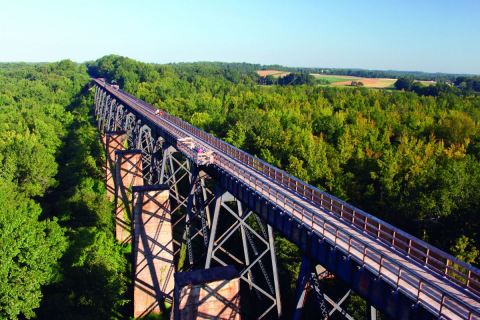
0,181,66,319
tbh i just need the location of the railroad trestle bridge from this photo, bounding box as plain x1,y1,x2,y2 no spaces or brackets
92,79,480,320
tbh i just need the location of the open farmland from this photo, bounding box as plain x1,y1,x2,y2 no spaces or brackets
257,71,398,88
256,70,446,90
311,73,397,88
256,69,290,77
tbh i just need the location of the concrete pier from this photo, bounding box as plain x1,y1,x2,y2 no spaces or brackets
115,150,143,243
104,131,126,201
173,266,241,320
132,184,175,318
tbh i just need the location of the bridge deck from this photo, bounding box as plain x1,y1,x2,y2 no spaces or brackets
95,79,480,319
222,158,480,319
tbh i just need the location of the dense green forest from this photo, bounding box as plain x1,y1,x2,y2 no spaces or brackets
394,76,480,96
1,56,479,318
0,62,128,319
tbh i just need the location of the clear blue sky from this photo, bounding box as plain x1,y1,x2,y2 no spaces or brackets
1,0,479,74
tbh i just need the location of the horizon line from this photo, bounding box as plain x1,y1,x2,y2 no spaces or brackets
1,56,478,77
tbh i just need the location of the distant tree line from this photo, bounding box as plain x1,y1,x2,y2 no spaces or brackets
257,72,315,86
309,68,464,82
394,76,480,96
455,76,480,92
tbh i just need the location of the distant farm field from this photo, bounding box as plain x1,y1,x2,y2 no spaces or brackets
256,70,290,78
415,80,437,86
257,70,398,88
311,74,355,84
312,74,397,88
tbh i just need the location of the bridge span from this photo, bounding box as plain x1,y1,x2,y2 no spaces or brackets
92,78,480,319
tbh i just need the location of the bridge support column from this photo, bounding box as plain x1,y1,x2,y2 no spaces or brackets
132,184,175,318
366,304,378,320
293,257,313,320
205,190,281,319
95,91,108,132
115,150,143,244
184,166,213,268
293,256,354,320
101,133,107,174
157,146,215,270
173,266,241,320
159,146,193,208
105,131,126,201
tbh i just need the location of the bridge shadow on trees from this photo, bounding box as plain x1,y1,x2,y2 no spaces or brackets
37,86,131,319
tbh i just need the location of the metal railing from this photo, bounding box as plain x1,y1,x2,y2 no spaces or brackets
214,154,478,320
94,79,480,319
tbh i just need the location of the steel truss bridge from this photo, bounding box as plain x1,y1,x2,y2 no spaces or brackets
92,79,480,319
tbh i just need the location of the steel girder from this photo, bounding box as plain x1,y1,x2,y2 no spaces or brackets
205,189,282,319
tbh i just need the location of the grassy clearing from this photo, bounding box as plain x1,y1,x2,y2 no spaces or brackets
311,74,360,84
415,80,437,86
312,74,396,88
